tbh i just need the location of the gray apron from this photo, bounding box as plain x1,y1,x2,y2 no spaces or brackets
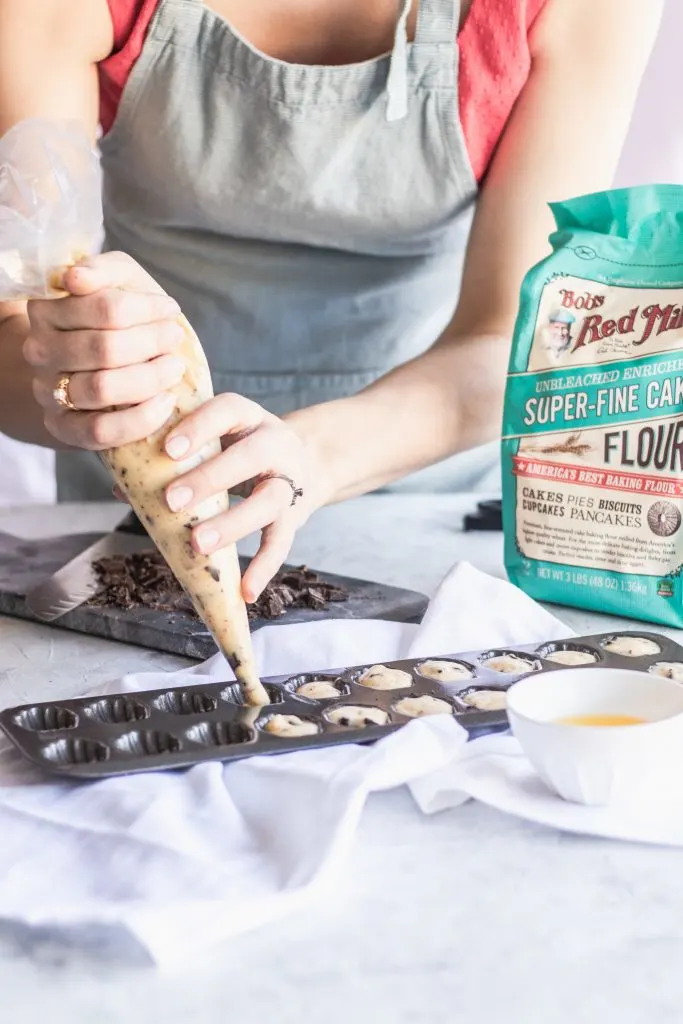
57,0,500,500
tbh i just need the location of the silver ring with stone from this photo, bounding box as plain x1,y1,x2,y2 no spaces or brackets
270,474,304,507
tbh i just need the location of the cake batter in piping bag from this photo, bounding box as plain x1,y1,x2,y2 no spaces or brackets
101,314,268,706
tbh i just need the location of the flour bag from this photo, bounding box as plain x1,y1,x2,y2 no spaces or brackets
503,185,683,626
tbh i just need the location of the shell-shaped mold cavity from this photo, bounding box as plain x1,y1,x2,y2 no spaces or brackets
478,651,541,675
325,705,389,728
220,683,285,707
291,674,349,701
415,660,474,683
648,662,683,682
185,721,255,747
601,635,662,658
261,714,320,738
355,665,413,691
392,694,454,718
115,730,182,757
41,737,110,766
14,706,78,732
153,690,218,715
536,643,599,667
83,697,150,725
456,687,508,712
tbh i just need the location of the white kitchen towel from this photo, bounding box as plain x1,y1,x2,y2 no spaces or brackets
0,561,570,962
409,731,683,848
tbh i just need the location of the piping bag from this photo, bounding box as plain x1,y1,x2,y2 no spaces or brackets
0,119,268,705
100,316,268,706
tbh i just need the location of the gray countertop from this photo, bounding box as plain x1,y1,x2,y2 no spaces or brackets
0,497,681,1024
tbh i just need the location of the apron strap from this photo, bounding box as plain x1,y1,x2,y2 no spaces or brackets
386,0,413,122
385,0,459,121
414,0,460,46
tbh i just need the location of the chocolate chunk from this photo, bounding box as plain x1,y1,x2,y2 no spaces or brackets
205,566,221,582
88,551,348,621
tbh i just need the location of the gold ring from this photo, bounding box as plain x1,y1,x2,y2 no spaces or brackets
53,375,77,411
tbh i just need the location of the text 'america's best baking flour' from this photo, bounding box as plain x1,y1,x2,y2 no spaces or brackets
502,185,683,626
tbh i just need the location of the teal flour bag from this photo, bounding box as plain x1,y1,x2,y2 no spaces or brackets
503,185,683,626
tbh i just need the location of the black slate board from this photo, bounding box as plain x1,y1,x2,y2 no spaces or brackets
0,531,428,661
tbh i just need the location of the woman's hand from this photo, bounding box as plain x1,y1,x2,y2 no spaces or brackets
161,394,329,601
24,252,186,449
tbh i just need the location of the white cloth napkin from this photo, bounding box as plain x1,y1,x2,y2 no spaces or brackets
409,733,683,848
0,561,673,965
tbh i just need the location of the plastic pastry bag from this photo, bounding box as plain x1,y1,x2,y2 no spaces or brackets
0,119,102,299
0,119,265,703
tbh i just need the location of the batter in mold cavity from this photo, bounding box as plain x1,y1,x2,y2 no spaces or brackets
326,706,388,728
602,636,661,657
264,715,319,738
481,653,538,675
544,648,597,666
357,665,412,690
393,695,453,718
296,680,343,700
417,660,473,683
649,662,683,682
460,689,507,712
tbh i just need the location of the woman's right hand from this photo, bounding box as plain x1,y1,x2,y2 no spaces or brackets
24,252,187,450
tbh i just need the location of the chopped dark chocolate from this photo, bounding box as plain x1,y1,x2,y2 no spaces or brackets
88,551,348,621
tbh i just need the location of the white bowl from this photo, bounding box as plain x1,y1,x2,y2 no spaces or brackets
506,668,683,806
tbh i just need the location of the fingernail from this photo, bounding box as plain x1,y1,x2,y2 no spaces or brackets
167,357,186,381
165,434,190,459
166,485,193,512
157,392,176,413
196,528,220,553
67,264,94,285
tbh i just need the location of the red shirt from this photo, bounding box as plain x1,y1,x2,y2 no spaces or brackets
99,0,548,182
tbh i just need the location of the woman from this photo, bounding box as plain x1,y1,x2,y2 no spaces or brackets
0,0,661,600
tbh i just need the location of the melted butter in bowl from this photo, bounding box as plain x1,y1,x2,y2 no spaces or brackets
555,714,646,727
506,667,683,805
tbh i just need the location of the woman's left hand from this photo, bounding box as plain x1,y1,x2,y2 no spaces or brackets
159,394,327,602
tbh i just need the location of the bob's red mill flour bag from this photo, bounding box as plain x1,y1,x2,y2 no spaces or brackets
503,185,683,626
